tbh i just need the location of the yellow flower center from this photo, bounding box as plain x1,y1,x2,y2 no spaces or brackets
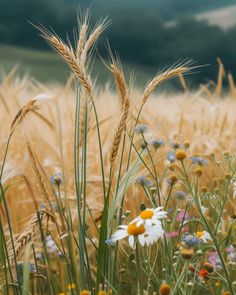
196,231,203,238
67,283,76,290
176,150,187,160
127,223,145,236
140,210,154,219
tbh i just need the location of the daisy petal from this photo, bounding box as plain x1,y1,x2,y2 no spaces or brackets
128,235,135,249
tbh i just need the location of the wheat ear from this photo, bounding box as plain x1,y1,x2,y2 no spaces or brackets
228,73,236,99
22,130,51,208
109,62,129,164
10,99,38,133
178,73,189,93
80,19,109,65
77,23,88,58
39,28,94,100
109,63,127,108
141,64,191,106
7,211,46,267
215,57,224,97
109,100,129,165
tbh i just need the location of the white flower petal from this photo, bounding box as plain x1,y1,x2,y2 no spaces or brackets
200,231,212,243
118,225,128,230
128,235,135,249
132,216,139,223
154,207,163,213
138,234,145,246
111,229,128,242
146,219,152,227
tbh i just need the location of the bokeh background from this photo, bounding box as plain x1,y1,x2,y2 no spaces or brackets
1,0,236,87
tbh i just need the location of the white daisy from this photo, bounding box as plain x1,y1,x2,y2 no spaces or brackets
110,221,164,248
196,231,212,243
131,207,167,227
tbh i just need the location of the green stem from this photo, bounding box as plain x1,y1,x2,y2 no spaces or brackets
135,243,143,295
172,262,187,295
214,180,230,235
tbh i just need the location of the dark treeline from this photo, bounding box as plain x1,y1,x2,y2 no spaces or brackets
1,0,236,84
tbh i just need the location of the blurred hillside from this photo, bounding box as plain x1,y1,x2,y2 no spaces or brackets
86,0,236,20
1,0,236,85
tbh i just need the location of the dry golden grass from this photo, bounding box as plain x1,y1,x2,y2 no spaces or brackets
0,63,236,239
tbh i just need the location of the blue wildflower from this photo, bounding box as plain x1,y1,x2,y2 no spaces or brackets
190,157,207,166
40,202,46,210
175,191,187,200
149,139,164,149
167,151,176,162
135,176,153,187
182,234,200,247
134,125,148,134
50,202,58,212
50,172,62,185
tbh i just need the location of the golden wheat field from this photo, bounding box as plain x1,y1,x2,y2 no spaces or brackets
1,64,236,226
0,16,236,295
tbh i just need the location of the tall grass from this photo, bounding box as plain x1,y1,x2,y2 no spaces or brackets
0,16,235,295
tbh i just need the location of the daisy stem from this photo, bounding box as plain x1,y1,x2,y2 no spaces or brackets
213,180,230,235
135,243,143,295
141,134,161,206
172,261,187,295
164,185,173,210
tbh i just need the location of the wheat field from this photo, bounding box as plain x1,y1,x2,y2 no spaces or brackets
0,16,235,295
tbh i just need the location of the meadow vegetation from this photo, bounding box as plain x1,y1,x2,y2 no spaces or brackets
0,15,236,295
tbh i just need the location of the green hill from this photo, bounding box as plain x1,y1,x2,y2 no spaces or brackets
0,44,157,86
